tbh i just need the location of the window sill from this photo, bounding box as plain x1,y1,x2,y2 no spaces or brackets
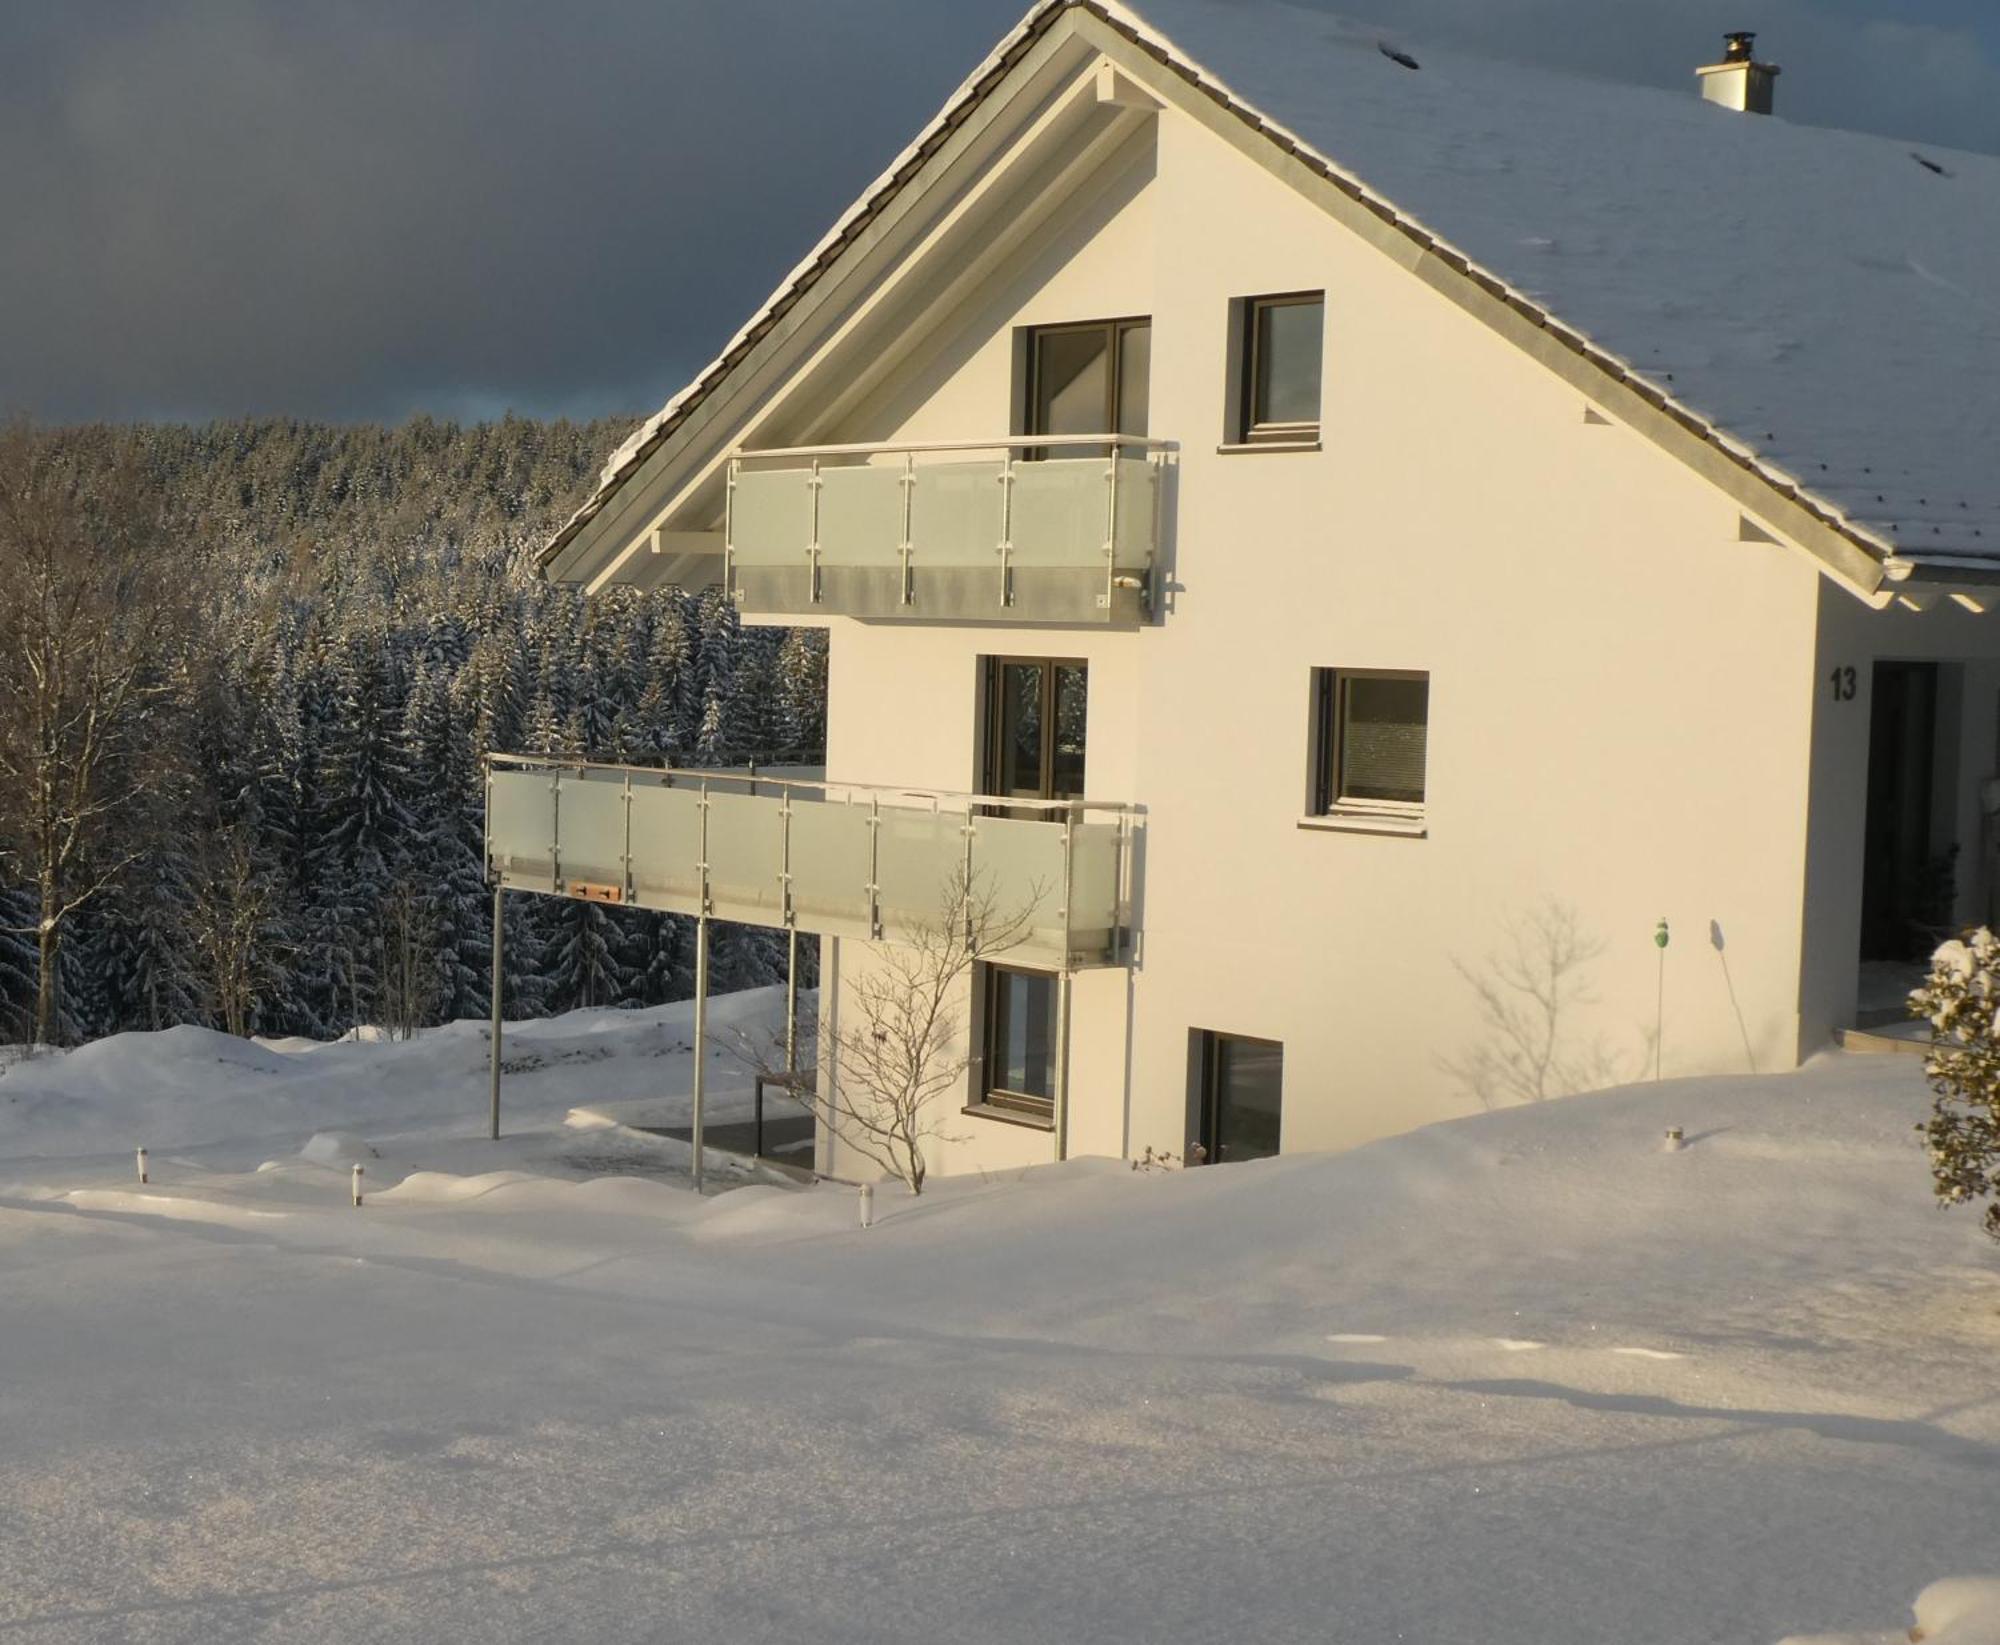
1298,810,1427,838
1216,439,1322,455
963,1101,1055,1132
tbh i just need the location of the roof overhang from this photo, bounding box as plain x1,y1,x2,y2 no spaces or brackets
543,0,1909,607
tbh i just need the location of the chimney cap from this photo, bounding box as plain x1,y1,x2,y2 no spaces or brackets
1723,31,1758,62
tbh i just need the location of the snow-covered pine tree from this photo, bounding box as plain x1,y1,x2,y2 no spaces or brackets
401,660,490,1024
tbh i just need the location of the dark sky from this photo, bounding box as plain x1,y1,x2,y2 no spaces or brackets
4,0,1996,427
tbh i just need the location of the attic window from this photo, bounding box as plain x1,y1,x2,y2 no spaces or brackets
1236,293,1325,444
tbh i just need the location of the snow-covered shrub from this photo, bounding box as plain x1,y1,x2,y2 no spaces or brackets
1909,929,2000,1238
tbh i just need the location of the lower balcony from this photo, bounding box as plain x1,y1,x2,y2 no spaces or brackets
726,435,1169,624
485,755,1137,970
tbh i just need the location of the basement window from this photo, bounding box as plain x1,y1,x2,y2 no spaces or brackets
1307,668,1428,831
1235,292,1324,444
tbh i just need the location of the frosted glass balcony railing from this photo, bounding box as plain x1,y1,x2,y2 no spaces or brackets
726,435,1170,623
486,755,1137,970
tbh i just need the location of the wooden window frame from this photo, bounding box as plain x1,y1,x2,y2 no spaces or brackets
1020,317,1152,451
981,655,1088,802
977,962,1059,1120
1309,667,1429,820
1239,292,1325,445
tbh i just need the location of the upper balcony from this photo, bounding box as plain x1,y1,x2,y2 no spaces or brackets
727,435,1170,625
486,755,1138,971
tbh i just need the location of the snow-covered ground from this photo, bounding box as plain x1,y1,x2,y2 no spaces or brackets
1,992,1995,1642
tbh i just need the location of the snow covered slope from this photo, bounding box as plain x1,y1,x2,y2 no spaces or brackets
0,1017,1995,1640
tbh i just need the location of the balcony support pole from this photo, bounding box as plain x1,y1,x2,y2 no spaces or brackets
785,925,800,1083
1054,969,1073,1163
693,913,709,1195
488,884,504,1142
1055,804,1077,1162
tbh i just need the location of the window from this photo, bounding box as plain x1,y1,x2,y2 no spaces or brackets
983,657,1087,802
1023,318,1150,455
1193,1030,1283,1164
1310,669,1429,818
980,964,1059,1119
1237,293,1324,443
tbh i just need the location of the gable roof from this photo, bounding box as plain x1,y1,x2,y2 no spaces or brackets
545,0,2000,588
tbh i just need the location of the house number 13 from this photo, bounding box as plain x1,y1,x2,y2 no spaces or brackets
1828,665,1857,701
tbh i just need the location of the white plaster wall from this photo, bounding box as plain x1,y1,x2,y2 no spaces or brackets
806,87,1953,1179
1798,590,2000,1049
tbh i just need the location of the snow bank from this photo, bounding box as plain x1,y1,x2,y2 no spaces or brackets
0,988,790,1162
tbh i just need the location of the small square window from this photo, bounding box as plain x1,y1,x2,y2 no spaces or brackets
979,963,1059,1117
1310,669,1428,816
1239,293,1324,442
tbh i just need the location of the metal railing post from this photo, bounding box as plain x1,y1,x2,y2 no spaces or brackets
621,774,634,905
998,450,1015,608
807,457,824,606
1102,447,1120,613
548,769,562,892
697,775,712,920
867,793,882,939
899,450,916,607
779,788,795,930
724,456,738,605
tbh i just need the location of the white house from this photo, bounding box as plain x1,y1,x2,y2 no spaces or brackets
491,0,2000,1180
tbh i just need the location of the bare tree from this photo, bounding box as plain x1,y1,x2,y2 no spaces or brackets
0,424,184,1044
188,822,288,1039
1439,898,1622,1109
741,868,1037,1194
375,877,442,1041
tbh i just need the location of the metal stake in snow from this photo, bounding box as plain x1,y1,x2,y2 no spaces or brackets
858,1182,874,1229
351,1164,364,1207
1653,917,1670,1080
136,1147,148,1185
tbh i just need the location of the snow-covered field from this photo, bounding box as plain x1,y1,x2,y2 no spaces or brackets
1,991,1995,1643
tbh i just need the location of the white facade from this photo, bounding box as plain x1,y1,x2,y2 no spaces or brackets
527,2,2000,1181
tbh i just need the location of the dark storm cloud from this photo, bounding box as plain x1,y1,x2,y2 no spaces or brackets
2,0,1995,425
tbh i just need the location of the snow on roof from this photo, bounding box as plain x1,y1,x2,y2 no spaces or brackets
557,0,2000,571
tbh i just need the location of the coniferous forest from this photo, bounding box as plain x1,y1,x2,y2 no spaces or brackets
0,416,827,1045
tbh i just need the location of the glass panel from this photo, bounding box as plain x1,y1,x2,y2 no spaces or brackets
1110,455,1157,571
730,467,814,566
555,774,627,893
786,797,876,930
1340,675,1428,804
997,663,1044,799
910,460,1003,569
1031,327,1111,438
986,968,1057,1104
704,790,787,920
1008,458,1105,568
1211,1035,1283,1162
817,462,905,568
1116,321,1150,437
968,813,1065,947
1253,298,1324,430
627,782,705,907
1065,821,1122,955
1052,665,1087,800
874,806,965,937
489,769,556,892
